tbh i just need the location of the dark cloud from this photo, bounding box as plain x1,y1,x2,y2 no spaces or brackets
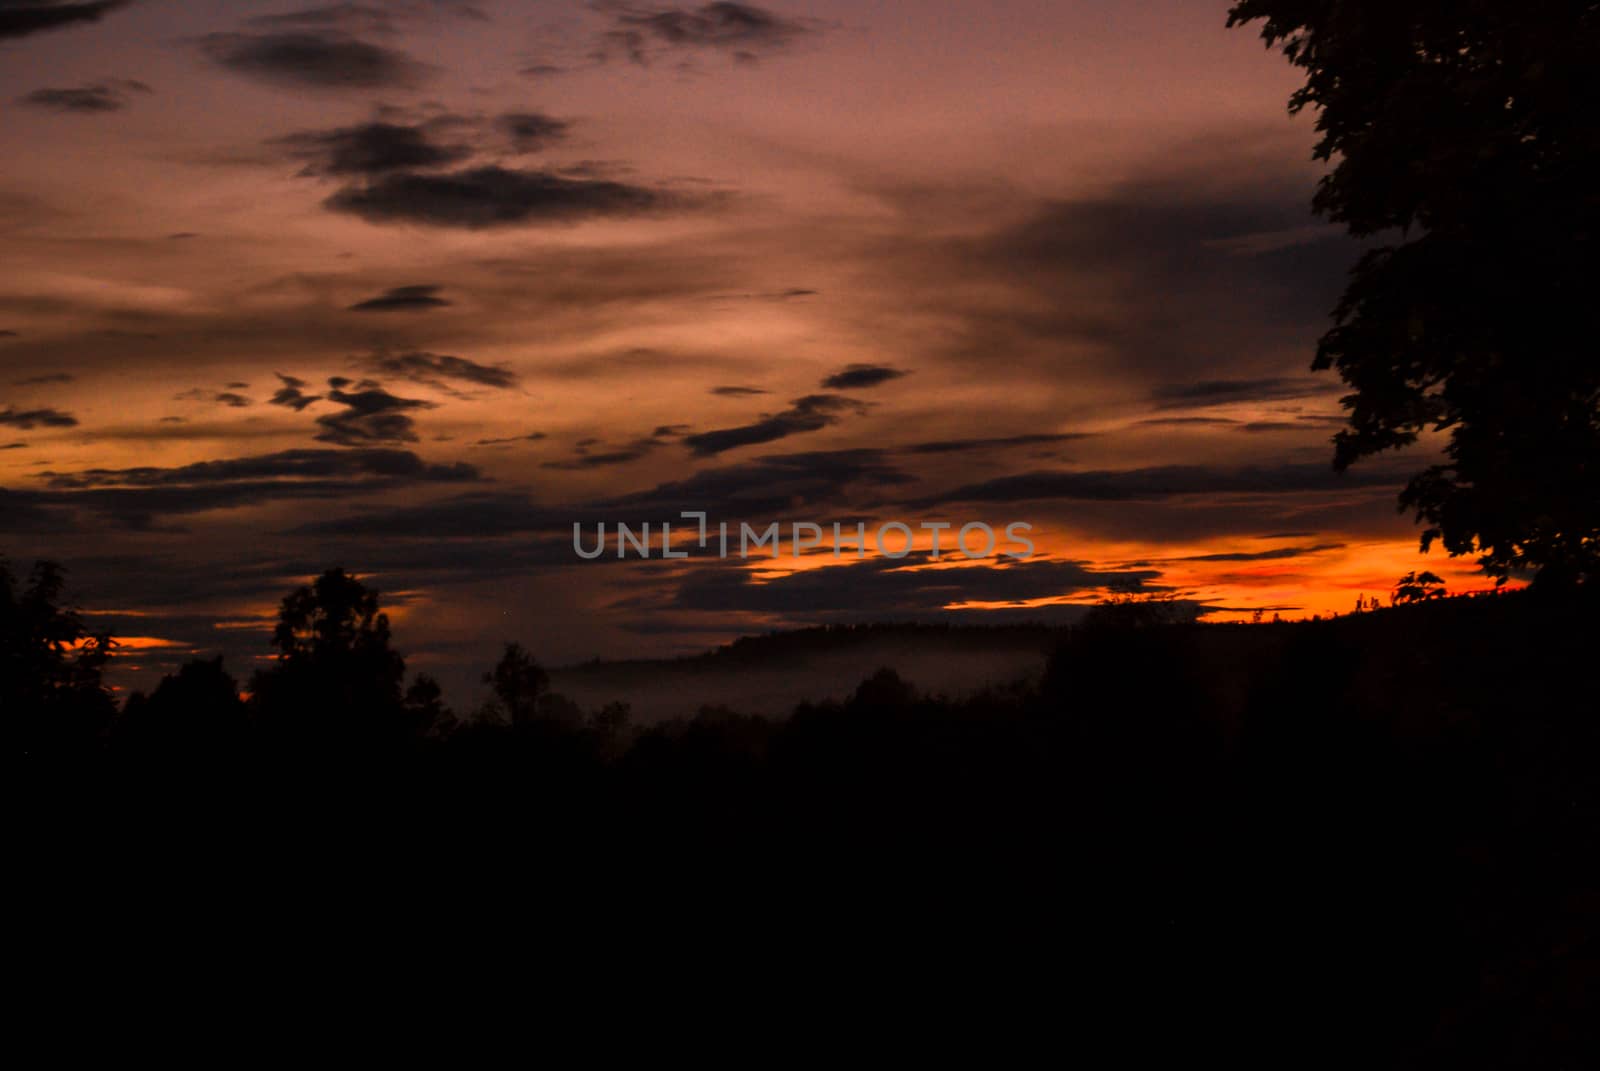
683,394,867,456
270,108,572,183
711,385,769,397
300,448,911,539
313,387,435,446
8,448,482,530
1,441,27,450
290,489,555,538
361,349,516,389
1135,416,1240,428
324,166,676,228
1166,543,1346,564
348,284,452,311
916,462,1406,508
542,440,661,470
174,388,251,408
198,31,433,90
1151,377,1336,409
902,433,1090,456
604,447,912,520
274,120,473,176
18,79,150,113
596,2,820,66
10,372,74,386
42,448,478,489
473,431,546,447
0,0,131,40
541,425,682,470
269,372,321,411
535,346,747,381
820,363,909,390
0,406,77,429
0,488,55,532
497,111,572,152
660,553,1156,624
709,287,817,301
0,330,19,339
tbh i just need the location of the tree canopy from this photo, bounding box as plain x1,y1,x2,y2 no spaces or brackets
0,558,114,756
250,567,410,744
1229,1,1600,584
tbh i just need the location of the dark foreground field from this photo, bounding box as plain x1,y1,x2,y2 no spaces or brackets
8,579,1597,1063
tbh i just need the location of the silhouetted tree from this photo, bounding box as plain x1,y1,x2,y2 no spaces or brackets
850,666,916,711
592,700,632,738
1392,570,1448,605
249,568,409,746
538,691,585,727
1230,2,1600,584
402,673,455,738
482,642,550,726
1081,587,1199,631
1,557,114,758
116,656,247,757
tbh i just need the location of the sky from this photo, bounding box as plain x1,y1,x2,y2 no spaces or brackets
0,0,1494,702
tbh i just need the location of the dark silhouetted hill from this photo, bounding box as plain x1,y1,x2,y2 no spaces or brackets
6,557,1597,1064
549,622,1061,723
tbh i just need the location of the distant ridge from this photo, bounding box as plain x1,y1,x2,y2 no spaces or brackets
551,623,1066,724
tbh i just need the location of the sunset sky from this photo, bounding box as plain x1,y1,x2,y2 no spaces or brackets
0,1,1494,699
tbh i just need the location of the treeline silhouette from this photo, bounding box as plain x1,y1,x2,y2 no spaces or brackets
5,557,1596,1062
